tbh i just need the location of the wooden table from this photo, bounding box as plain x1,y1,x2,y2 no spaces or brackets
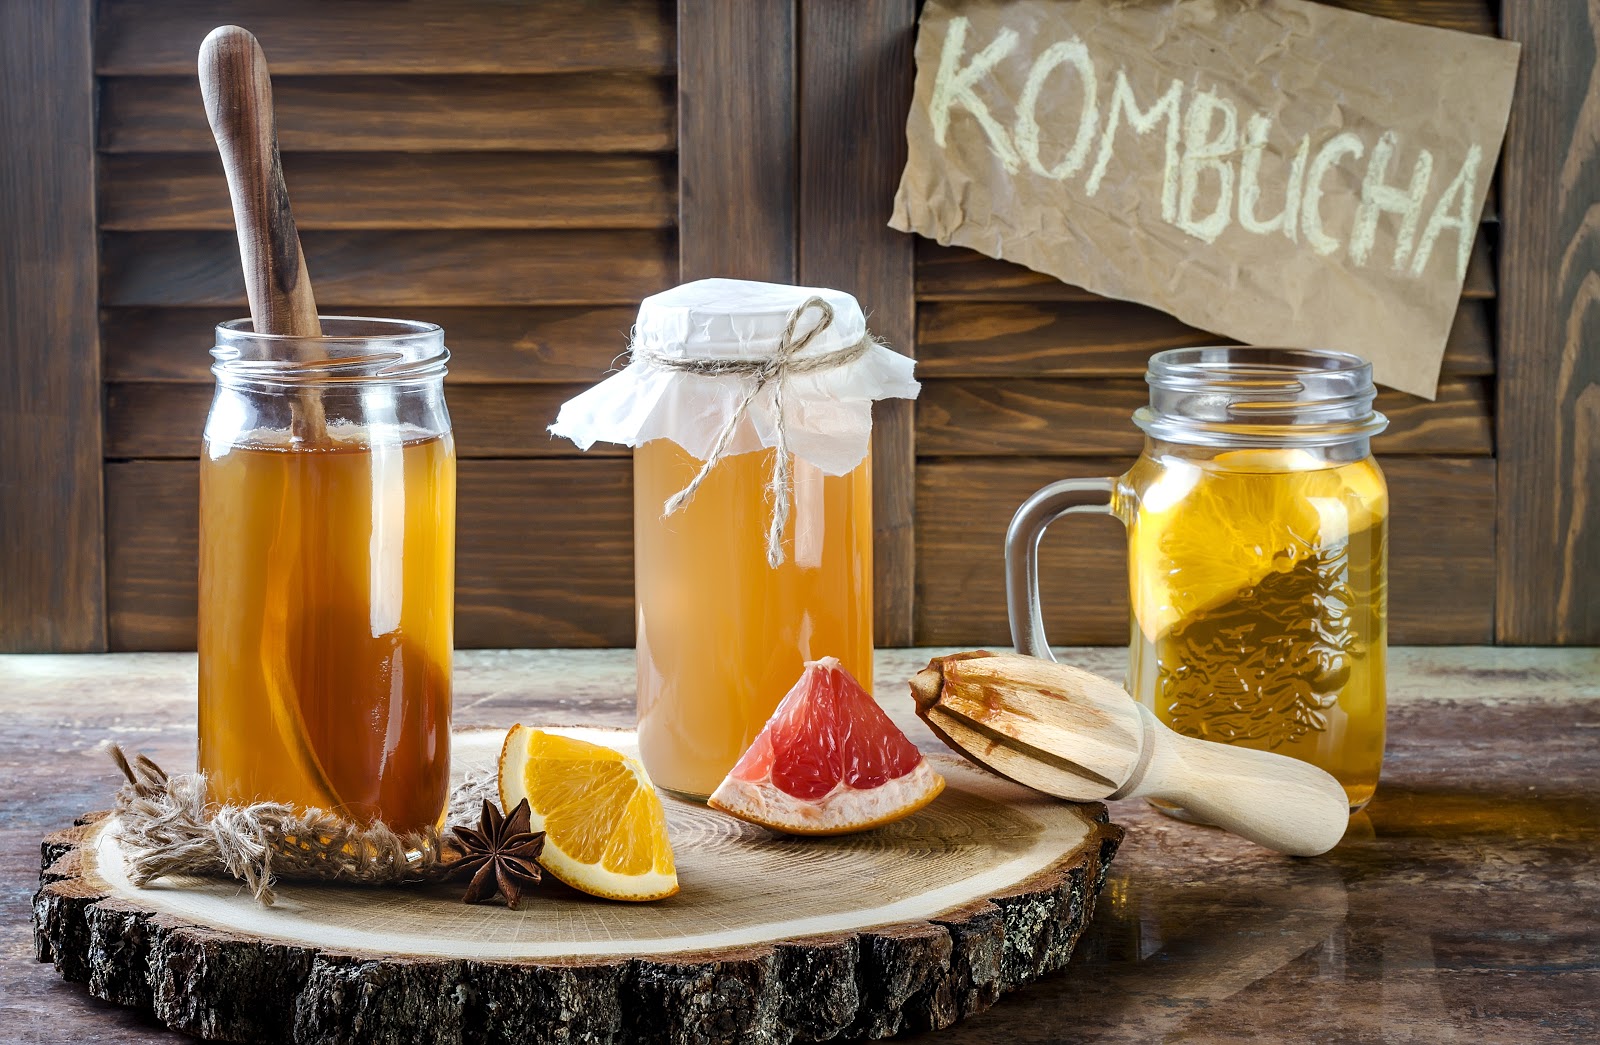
4,648,1598,1043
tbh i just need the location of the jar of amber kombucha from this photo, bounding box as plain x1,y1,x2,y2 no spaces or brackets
554,279,920,799
198,317,455,834
1007,348,1388,813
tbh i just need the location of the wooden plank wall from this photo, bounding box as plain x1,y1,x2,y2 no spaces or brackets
796,2,919,645
0,0,105,652
77,0,1589,651
1496,0,1600,644
98,0,675,649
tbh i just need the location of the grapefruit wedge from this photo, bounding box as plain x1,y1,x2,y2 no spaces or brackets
708,657,945,835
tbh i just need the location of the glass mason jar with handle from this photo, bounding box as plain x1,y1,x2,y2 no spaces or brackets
198,317,455,834
1007,347,1388,813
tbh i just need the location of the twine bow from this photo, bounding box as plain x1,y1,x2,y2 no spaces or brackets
633,296,873,567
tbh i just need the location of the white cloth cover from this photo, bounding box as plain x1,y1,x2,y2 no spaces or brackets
549,278,920,475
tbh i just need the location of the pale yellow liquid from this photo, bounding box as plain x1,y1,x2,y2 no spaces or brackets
1122,449,1387,811
633,440,873,798
198,429,456,833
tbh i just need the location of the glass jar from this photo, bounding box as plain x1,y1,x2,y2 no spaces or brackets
198,316,455,833
633,441,875,799
552,279,919,800
1007,347,1388,812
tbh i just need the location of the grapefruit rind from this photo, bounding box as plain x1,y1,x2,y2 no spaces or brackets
499,725,680,902
708,758,946,836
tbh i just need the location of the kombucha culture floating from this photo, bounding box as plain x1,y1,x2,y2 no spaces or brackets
552,279,920,798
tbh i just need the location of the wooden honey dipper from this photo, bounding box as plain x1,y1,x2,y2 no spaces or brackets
910,651,1351,856
198,25,326,437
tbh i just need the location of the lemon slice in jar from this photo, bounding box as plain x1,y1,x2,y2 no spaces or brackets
1129,448,1386,643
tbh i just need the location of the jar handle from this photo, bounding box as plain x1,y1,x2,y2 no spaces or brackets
1005,477,1119,660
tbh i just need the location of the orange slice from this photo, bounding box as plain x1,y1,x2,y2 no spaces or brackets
709,657,945,835
498,727,678,901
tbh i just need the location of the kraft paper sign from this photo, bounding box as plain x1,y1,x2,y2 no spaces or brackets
890,0,1521,398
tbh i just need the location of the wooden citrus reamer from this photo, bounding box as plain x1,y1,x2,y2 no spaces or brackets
910,651,1351,856
197,25,343,811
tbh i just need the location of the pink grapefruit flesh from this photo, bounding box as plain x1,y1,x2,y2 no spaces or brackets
708,657,945,835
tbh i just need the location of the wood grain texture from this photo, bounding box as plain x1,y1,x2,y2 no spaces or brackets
105,383,619,459
1441,297,1500,375
677,0,795,282
916,235,1495,302
35,748,1119,1044
1495,1,1600,644
915,300,1494,378
10,649,1600,1045
0,0,105,651
104,462,197,651
105,459,638,651
798,0,918,645
916,378,1493,457
103,306,638,383
914,242,1100,303
96,0,675,75
444,459,639,649
914,457,1496,646
100,153,676,231
101,230,674,307
917,300,1224,374
1319,0,1496,35
100,75,675,153
1465,231,1498,298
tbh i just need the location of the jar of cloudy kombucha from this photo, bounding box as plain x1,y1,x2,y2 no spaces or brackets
198,317,455,834
553,279,920,799
1007,348,1388,813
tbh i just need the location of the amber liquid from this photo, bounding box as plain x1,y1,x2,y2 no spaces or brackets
1123,451,1388,811
198,428,455,833
633,440,873,798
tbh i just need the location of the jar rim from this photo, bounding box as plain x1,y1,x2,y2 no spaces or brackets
1146,346,1371,386
213,315,448,386
216,315,443,343
1135,346,1386,448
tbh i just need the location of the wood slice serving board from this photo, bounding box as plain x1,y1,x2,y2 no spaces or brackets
34,728,1122,1044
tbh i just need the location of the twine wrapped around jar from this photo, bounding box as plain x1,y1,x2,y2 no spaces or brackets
106,745,495,905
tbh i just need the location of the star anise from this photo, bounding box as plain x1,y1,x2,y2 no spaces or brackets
445,798,544,909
